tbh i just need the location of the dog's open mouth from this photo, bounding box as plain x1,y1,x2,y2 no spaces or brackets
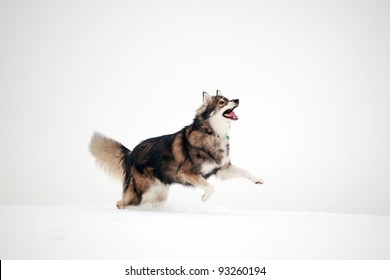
223,106,238,120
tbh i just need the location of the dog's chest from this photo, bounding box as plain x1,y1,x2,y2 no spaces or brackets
200,140,230,175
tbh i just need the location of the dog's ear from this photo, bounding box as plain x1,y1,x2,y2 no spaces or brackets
203,91,212,104
216,90,222,96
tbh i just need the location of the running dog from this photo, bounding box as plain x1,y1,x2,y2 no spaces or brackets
89,90,263,208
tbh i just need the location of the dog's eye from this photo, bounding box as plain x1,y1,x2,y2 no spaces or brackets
218,100,226,105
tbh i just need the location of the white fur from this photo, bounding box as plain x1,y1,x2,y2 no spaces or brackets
201,162,220,175
208,100,237,137
209,116,231,138
141,182,169,205
217,164,264,184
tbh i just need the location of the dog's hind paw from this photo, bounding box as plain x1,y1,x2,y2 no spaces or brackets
116,200,126,209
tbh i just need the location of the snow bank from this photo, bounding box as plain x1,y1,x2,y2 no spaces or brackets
1,205,389,259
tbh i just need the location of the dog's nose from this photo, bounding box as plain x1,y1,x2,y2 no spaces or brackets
232,99,239,104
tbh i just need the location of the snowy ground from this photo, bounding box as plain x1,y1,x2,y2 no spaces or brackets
1,204,390,260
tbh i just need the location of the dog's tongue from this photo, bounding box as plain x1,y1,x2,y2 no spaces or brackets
226,111,238,120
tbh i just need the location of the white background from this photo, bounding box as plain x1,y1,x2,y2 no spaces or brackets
1,0,389,215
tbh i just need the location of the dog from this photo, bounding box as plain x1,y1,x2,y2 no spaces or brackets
89,90,264,209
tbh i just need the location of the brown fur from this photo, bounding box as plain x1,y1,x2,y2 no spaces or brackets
89,132,128,179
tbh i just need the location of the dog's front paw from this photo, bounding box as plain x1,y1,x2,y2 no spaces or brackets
201,187,214,202
252,177,264,184
201,192,212,202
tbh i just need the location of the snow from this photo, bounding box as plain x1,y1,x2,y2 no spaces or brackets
1,204,390,260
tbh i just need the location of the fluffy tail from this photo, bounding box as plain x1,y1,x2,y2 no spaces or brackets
89,132,130,179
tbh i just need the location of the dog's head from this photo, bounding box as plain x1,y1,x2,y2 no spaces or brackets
196,90,239,123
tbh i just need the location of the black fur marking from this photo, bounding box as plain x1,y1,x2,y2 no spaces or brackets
132,134,177,185
192,116,202,129
197,147,217,162
202,167,221,179
181,128,191,161
120,144,130,154
200,106,215,120
123,154,133,192
202,127,214,136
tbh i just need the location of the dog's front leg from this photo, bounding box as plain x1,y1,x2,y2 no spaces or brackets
179,172,215,201
216,164,264,184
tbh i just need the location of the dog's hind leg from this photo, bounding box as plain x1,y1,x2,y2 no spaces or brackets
117,177,142,209
141,181,170,206
216,164,264,184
